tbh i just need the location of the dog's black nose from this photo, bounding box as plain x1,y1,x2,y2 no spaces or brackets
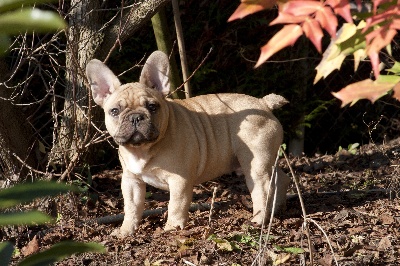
131,113,145,126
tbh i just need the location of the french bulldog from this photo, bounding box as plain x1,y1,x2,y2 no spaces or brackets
86,51,290,236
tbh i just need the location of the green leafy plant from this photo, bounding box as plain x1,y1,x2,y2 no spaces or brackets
338,142,360,155
207,234,240,252
0,181,105,266
273,244,305,255
0,0,66,55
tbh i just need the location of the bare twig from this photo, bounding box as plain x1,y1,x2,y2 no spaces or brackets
171,0,191,98
307,218,338,266
252,151,279,266
281,147,313,265
203,186,218,238
13,153,59,178
168,47,213,98
80,201,223,226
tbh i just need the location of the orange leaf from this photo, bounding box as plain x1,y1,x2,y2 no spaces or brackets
270,12,308,25
315,6,338,37
302,18,323,52
228,0,276,22
326,0,353,23
282,1,323,16
332,79,394,107
255,24,303,67
366,27,397,77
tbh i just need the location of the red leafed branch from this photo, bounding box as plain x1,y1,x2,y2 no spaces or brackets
229,0,400,106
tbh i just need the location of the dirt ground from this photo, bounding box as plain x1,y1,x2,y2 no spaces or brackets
3,138,400,265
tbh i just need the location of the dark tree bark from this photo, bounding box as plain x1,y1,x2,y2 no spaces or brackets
49,0,172,175
0,60,37,180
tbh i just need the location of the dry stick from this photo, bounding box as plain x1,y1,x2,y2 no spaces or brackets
307,218,339,266
13,153,60,178
168,47,213,98
171,0,191,98
281,148,314,265
208,187,218,226
252,152,279,266
80,202,222,226
203,186,218,238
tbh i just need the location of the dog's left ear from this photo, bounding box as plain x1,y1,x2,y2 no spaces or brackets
140,51,170,96
86,59,121,107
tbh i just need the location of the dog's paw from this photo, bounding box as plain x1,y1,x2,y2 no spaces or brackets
164,222,185,231
111,226,135,238
251,212,268,225
163,223,178,232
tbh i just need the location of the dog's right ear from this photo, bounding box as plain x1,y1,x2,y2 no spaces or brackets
86,59,121,107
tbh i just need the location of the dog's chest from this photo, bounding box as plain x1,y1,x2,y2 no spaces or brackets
122,151,169,190
124,152,147,175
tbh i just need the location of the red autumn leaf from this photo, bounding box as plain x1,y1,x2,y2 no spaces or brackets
326,0,353,23
366,27,397,77
364,5,398,32
372,0,393,14
270,11,308,25
282,1,323,16
228,0,276,22
302,18,324,52
390,18,400,30
255,24,303,67
332,78,394,107
315,6,338,37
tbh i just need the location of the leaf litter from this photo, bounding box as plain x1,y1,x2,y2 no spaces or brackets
3,138,400,265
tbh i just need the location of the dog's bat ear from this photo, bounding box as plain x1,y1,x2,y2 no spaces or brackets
140,51,170,96
86,59,121,107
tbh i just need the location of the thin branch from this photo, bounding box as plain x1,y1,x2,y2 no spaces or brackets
80,201,223,226
307,218,339,266
171,0,191,98
98,0,171,59
281,147,313,265
168,47,213,98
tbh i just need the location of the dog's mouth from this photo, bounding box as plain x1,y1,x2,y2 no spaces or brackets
113,128,159,146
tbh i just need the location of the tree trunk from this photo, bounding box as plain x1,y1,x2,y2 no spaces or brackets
0,60,37,180
49,0,103,169
151,7,184,99
49,0,172,172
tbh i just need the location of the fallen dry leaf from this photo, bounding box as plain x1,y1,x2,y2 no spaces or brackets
21,235,40,256
378,236,392,251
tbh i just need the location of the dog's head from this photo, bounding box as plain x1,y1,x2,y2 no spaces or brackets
86,51,171,147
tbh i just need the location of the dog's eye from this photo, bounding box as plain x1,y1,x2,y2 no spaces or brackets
110,108,120,117
147,103,158,113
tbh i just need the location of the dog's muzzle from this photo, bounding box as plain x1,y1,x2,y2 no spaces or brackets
113,113,159,146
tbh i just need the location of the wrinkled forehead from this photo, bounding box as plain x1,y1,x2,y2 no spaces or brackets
105,82,157,108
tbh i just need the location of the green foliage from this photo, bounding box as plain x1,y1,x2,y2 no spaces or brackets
0,181,76,209
338,142,360,155
273,244,305,254
0,0,66,55
0,242,14,265
0,0,57,13
0,181,104,265
304,99,336,127
18,241,105,266
207,234,240,251
0,211,52,226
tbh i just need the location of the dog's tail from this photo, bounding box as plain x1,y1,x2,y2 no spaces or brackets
262,93,289,110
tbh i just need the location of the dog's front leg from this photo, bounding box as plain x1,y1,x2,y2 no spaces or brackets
164,178,193,231
114,171,146,237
